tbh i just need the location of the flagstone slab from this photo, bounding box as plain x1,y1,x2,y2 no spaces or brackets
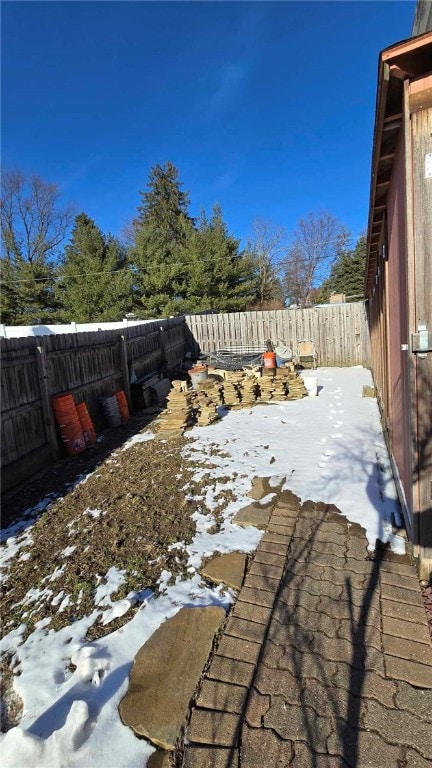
201,553,247,590
119,606,226,750
247,476,285,501
233,504,271,529
148,750,172,768
247,476,272,500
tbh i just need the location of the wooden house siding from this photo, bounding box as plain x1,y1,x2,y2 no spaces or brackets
386,130,412,516
366,32,432,579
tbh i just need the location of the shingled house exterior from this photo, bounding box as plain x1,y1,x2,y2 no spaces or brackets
365,27,432,580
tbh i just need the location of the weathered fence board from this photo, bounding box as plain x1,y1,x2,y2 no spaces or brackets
185,302,370,367
1,317,186,493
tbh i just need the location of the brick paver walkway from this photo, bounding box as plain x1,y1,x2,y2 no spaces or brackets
183,491,432,768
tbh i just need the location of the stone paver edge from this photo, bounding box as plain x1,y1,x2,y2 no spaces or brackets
185,494,300,756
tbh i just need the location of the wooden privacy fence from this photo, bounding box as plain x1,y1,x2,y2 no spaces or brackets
1,305,370,493
1,317,186,492
185,302,371,367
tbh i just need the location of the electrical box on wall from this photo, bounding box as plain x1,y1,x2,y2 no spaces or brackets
412,329,432,353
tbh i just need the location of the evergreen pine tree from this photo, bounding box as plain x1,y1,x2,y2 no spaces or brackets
130,162,195,317
0,257,20,324
133,161,193,237
58,213,133,322
179,205,255,313
319,234,366,302
0,255,60,325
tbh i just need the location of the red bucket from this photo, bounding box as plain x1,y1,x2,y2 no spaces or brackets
263,352,276,369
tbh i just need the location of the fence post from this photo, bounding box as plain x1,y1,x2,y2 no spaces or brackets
35,342,60,460
120,334,132,407
159,325,167,371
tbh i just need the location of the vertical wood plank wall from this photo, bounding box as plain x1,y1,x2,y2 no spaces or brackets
411,102,432,579
1,317,186,492
185,302,370,367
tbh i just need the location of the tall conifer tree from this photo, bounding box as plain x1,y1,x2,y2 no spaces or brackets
58,213,133,322
319,234,366,301
179,205,255,313
130,162,195,316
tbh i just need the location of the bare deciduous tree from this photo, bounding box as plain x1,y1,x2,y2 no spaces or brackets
282,211,350,307
1,170,75,264
248,218,286,306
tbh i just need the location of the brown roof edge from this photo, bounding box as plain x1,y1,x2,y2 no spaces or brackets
381,30,432,60
365,57,390,297
365,31,432,297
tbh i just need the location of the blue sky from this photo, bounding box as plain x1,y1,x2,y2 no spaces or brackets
2,1,416,249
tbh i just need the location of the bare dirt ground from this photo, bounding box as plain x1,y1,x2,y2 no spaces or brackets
0,411,237,731
1,415,234,642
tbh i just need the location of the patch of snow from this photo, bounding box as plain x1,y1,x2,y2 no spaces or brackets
0,529,34,583
1,494,57,544
269,474,286,488
71,470,97,488
191,510,215,534
256,492,276,506
94,567,126,607
187,519,262,571
157,570,172,591
84,508,102,519
186,367,404,554
47,565,66,582
0,624,26,656
58,595,71,613
19,586,54,608
100,598,135,626
121,430,154,451
0,579,230,768
51,591,65,607
61,546,77,558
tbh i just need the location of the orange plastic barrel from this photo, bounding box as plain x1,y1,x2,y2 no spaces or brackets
263,352,277,369
52,394,75,418
114,390,130,422
52,394,86,455
62,425,86,455
76,402,97,445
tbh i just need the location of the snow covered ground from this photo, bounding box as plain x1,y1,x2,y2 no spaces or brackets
0,366,404,768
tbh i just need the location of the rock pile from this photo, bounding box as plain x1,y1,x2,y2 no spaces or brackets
239,376,260,405
158,381,195,431
158,368,309,432
222,378,242,407
195,392,220,427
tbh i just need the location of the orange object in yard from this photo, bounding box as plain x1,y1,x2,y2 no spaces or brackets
52,394,86,455
114,390,130,422
52,394,76,418
263,352,277,369
76,402,97,445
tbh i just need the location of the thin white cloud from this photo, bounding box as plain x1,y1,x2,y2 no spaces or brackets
213,165,239,192
193,163,240,204
205,60,251,120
